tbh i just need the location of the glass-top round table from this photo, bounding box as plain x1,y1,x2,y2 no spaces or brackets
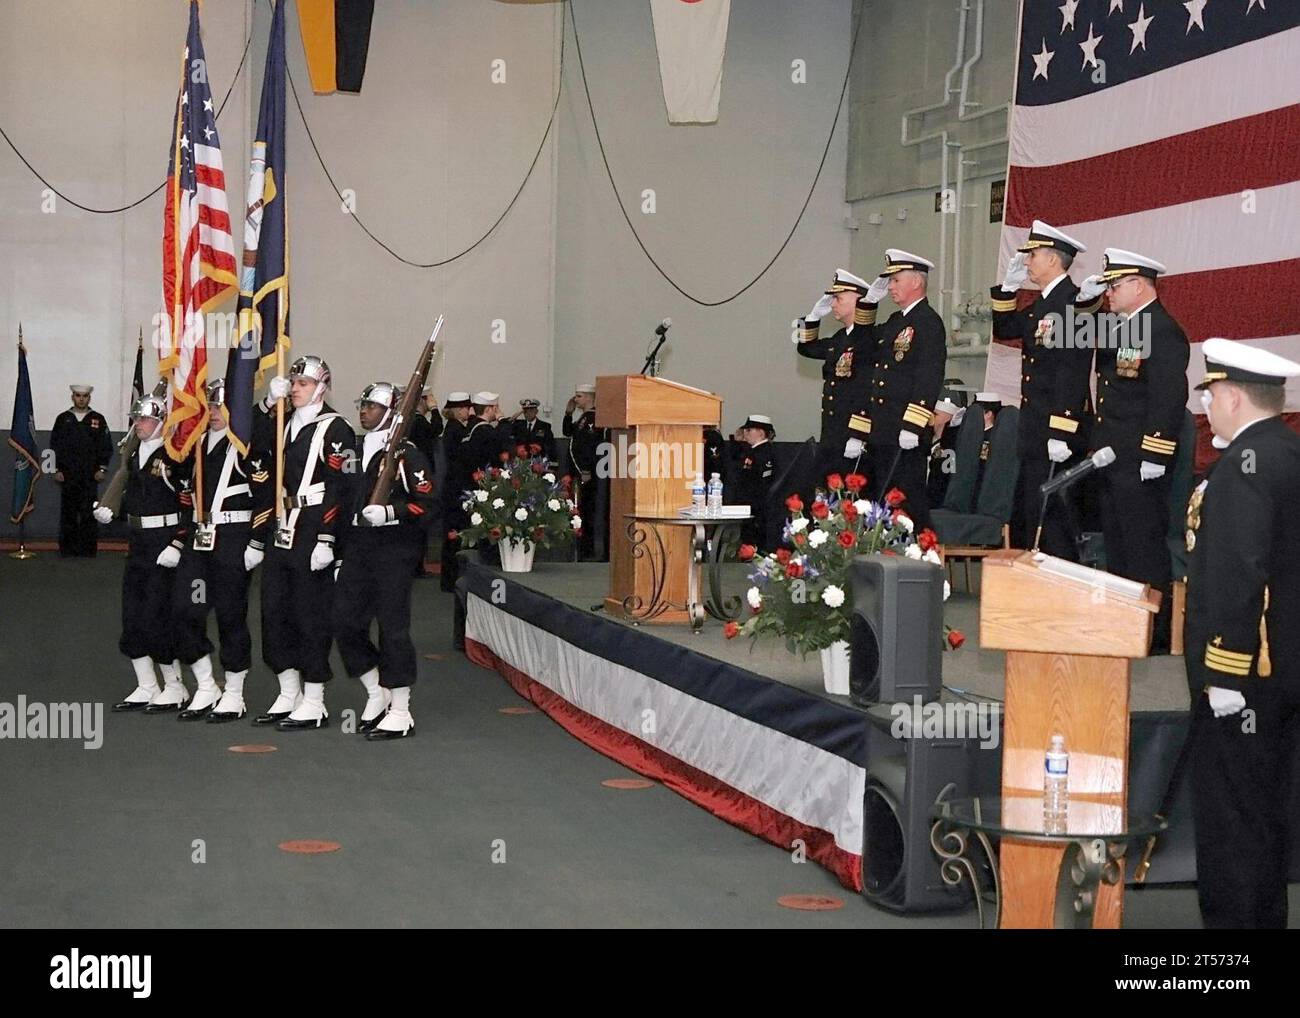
931,794,1167,929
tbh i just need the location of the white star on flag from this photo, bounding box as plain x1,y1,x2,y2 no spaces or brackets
1080,23,1104,68
1129,3,1154,53
203,98,213,112
179,134,189,150
1109,0,1124,13
1183,0,1207,33
1059,0,1079,32
1247,0,1266,12
203,126,214,140
1032,38,1055,81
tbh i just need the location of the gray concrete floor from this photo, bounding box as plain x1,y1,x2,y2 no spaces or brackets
0,554,1278,928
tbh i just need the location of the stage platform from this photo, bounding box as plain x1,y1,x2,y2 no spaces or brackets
457,559,1255,904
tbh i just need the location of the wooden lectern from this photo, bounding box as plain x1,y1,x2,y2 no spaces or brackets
595,375,722,623
980,549,1160,928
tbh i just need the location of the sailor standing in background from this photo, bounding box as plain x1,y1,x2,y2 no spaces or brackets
438,392,475,592
562,383,605,560
51,383,114,556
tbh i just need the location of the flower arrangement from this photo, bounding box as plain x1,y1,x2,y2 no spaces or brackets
453,443,582,552
726,473,961,655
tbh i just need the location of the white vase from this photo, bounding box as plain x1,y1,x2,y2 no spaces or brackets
819,640,851,696
499,538,536,573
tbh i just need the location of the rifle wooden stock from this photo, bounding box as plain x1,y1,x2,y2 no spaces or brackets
368,315,444,506
99,378,169,515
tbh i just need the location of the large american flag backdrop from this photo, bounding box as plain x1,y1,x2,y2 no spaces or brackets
986,0,1300,471
159,0,237,461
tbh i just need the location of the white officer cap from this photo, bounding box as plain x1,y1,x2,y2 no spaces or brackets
1197,339,1300,390
1101,248,1168,281
882,249,936,274
1017,220,1086,257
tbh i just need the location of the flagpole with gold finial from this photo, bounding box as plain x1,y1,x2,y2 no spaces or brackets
10,323,36,559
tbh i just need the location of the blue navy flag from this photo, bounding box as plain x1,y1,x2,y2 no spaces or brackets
226,0,289,456
9,338,40,524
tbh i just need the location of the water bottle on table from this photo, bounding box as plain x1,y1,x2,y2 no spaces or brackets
706,473,723,518
691,473,706,516
1044,733,1069,834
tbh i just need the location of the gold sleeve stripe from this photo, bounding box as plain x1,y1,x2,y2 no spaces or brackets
990,298,1018,312
1204,650,1252,677
903,404,932,428
1206,645,1253,666
1049,415,1079,434
848,414,872,434
854,306,877,326
801,324,819,341
1142,436,1177,454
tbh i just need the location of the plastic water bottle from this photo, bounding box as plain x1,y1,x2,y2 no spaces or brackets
707,473,723,517
1044,734,1069,833
691,473,706,516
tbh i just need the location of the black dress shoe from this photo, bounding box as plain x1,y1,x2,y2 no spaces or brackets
112,700,150,713
365,724,413,741
178,703,215,721
144,700,187,714
253,710,291,726
206,707,246,724
357,710,388,734
275,714,329,731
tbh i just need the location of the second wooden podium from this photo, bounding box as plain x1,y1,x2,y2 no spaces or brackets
594,375,722,623
979,549,1161,928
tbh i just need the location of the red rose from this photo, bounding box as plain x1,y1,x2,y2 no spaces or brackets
775,548,792,565
918,528,938,552
793,533,806,547
826,473,844,491
499,451,511,462
785,495,803,512
447,529,459,541
885,487,906,507
892,509,911,526
841,501,859,522
472,470,485,483
489,527,502,539
738,544,756,561
810,501,830,520
515,444,528,457
947,629,966,650
724,621,740,639
845,473,867,492
785,561,804,579
837,530,856,549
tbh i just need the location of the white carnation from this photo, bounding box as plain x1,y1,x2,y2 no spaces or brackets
492,498,505,510
547,498,562,511
853,499,871,515
462,500,473,512
821,584,845,609
894,514,914,534
789,517,809,533
746,587,762,609
905,543,923,559
543,473,556,483
807,529,828,547
943,579,951,602
571,516,583,529
514,507,528,522
474,489,489,503
923,548,942,566
470,512,483,526
499,469,511,480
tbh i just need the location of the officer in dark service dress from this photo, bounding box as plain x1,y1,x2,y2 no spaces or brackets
439,392,474,591
562,383,607,560
730,414,776,550
990,220,1099,558
1086,247,1190,653
510,398,557,463
795,268,884,482
1183,338,1300,929
848,249,948,530
50,383,114,556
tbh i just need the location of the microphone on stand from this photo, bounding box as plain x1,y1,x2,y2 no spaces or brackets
1033,446,1115,553
641,318,673,376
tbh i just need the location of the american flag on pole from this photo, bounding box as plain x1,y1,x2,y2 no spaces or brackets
159,0,237,462
987,1,1300,470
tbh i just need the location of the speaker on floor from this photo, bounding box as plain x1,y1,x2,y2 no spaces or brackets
849,554,944,706
861,703,1003,913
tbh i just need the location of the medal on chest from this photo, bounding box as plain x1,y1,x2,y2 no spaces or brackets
1185,479,1207,552
893,326,914,363
1034,318,1053,346
1115,346,1143,379
834,348,854,378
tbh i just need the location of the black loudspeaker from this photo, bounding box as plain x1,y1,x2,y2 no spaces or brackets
849,555,944,706
861,703,1003,913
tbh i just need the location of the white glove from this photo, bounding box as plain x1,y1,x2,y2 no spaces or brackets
1207,686,1246,718
844,437,865,459
805,294,833,322
361,504,388,526
1047,439,1071,463
865,275,890,304
93,504,113,524
156,544,181,569
309,541,334,572
243,545,264,572
1077,273,1106,302
1139,461,1166,482
334,559,342,582
268,375,291,401
1000,252,1029,292
898,431,919,450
